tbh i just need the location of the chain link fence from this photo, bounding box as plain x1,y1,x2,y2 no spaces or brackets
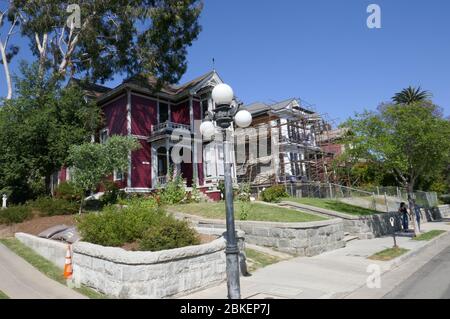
250,182,439,212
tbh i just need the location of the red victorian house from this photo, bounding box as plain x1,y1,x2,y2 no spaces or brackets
56,71,237,197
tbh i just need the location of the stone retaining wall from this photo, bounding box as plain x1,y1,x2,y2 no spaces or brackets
281,201,402,239
15,232,68,268
15,228,243,299
342,213,402,239
437,205,450,218
179,214,346,256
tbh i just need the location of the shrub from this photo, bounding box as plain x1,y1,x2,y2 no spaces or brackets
76,201,164,247
159,173,186,205
139,218,200,251
0,205,33,225
54,182,82,202
238,200,252,221
101,180,121,206
260,185,288,203
30,197,78,216
439,194,450,205
236,183,251,202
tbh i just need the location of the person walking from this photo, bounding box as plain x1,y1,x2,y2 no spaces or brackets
398,202,409,232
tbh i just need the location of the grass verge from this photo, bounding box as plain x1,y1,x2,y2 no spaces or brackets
368,247,409,261
245,248,282,272
286,197,379,216
0,290,9,299
0,238,106,299
168,202,326,223
413,230,446,241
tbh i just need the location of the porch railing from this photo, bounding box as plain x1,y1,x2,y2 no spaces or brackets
151,121,191,135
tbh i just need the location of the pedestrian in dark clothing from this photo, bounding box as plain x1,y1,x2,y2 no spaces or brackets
398,202,409,232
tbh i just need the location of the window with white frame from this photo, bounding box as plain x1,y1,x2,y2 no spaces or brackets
99,128,109,144
113,170,124,181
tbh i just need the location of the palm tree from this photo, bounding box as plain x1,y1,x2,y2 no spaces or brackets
392,86,430,105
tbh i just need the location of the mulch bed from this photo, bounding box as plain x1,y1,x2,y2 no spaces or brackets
0,215,76,238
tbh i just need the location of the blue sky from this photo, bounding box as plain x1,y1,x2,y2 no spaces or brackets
1,0,449,124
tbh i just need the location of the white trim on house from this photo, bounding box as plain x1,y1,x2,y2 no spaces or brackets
127,89,132,188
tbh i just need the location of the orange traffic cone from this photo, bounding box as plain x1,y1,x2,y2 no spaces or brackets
64,245,73,279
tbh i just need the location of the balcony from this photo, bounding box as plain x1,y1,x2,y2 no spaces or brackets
149,121,191,141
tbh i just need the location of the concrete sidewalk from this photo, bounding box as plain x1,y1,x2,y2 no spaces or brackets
182,222,450,299
0,243,86,299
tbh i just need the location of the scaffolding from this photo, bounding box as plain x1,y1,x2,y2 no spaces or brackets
236,98,349,187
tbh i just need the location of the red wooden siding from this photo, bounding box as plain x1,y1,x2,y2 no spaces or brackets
193,100,201,120
197,162,204,185
131,95,157,136
131,139,151,188
59,167,67,183
102,95,127,135
171,101,190,125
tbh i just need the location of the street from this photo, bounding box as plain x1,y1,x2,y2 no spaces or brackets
385,246,450,299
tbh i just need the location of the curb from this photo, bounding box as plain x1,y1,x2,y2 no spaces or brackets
388,230,450,270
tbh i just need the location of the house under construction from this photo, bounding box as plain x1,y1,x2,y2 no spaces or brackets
235,98,346,186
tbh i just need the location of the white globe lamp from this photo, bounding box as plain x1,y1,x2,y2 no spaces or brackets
234,110,252,128
200,121,215,139
212,84,234,105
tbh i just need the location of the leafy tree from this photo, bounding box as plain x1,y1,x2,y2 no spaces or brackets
68,135,140,213
0,63,100,202
343,101,450,236
392,86,430,105
10,0,202,85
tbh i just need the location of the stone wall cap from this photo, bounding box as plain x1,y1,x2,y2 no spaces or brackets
72,237,226,265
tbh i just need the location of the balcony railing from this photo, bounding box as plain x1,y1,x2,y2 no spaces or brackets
151,121,191,136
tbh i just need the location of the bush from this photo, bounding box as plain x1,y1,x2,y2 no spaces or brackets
0,205,33,225
260,185,288,203
159,174,186,205
439,194,450,205
76,201,164,247
139,218,200,251
237,200,252,221
236,183,251,202
30,197,78,216
101,180,121,206
54,182,82,202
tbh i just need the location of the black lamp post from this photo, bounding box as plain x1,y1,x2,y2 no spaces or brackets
200,83,252,299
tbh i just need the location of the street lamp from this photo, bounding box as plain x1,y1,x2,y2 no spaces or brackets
200,83,252,299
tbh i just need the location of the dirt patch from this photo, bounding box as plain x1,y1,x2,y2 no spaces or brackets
199,233,218,244
0,215,76,238
120,233,218,252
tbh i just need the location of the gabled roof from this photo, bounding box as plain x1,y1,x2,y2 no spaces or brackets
245,98,316,117
97,70,221,104
69,78,111,98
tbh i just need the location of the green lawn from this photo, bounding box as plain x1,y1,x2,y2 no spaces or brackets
368,247,409,261
168,202,326,223
286,197,379,216
0,290,9,299
0,239,106,299
245,248,283,272
413,230,446,241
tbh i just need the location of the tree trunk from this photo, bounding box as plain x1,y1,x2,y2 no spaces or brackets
79,197,84,215
0,42,13,99
406,183,418,237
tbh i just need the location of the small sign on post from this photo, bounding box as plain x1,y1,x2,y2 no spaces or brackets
389,216,397,248
2,194,7,210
